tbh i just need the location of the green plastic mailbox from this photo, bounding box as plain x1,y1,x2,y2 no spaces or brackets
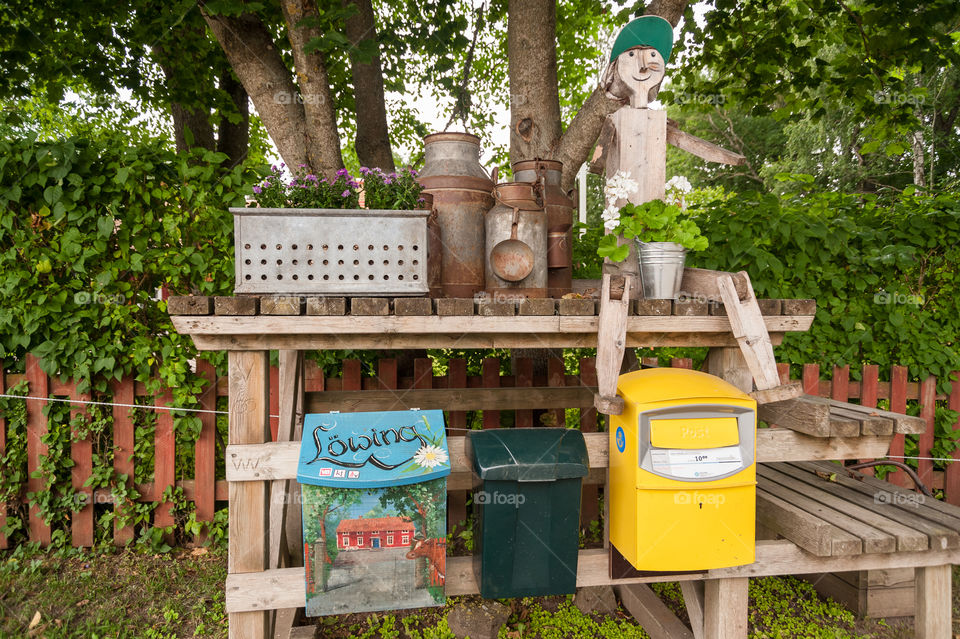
467,428,589,598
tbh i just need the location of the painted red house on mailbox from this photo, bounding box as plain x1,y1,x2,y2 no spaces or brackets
336,516,416,551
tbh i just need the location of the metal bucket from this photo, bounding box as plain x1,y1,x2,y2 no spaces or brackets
485,182,547,299
637,241,687,299
418,133,494,298
513,159,573,297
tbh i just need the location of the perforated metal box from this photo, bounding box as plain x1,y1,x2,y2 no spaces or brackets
232,208,429,295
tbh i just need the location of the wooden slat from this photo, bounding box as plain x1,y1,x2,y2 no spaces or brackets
25,355,51,546
194,360,217,543
446,358,468,532
0,369,6,549
802,364,820,395
616,583,694,639
832,365,850,402
758,472,882,554
269,365,279,441
758,395,831,437
70,387,94,547
481,358,500,429
918,376,936,487
224,540,960,613
228,351,271,639
888,366,909,487
153,388,176,530
579,357,600,530
946,374,960,506
803,461,960,549
377,358,397,390
515,357,534,428
226,429,894,484
547,356,566,427
770,463,927,552
757,488,860,556
828,399,924,435
861,365,879,408
828,412,860,438
830,404,894,437
111,376,136,545
680,581,705,639
760,465,926,554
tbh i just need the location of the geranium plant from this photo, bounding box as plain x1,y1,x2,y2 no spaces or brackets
597,172,708,261
251,163,425,210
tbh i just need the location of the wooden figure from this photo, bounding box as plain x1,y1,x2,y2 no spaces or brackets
591,16,785,414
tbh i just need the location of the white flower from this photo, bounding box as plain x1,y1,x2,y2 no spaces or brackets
666,175,692,193
604,170,638,206
413,444,448,469
603,218,620,231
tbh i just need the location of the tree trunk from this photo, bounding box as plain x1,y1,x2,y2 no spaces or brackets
170,103,216,153
201,8,311,170
507,0,562,164
912,129,926,187
280,0,345,178
217,69,250,167
343,0,395,171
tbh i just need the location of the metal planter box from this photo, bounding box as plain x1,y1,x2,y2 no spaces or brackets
297,410,450,616
231,207,429,295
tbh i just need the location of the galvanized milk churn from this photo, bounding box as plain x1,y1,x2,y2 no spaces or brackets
485,178,547,299
512,159,574,298
418,132,494,297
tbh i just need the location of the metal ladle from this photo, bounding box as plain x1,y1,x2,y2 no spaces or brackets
490,202,535,282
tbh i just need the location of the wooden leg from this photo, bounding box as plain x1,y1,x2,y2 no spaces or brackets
705,348,753,394
228,351,271,639
717,272,779,391
616,583,695,639
703,577,748,639
680,580,706,639
595,274,631,415
914,564,951,639
271,350,305,639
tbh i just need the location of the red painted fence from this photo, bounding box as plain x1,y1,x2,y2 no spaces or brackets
1,355,958,549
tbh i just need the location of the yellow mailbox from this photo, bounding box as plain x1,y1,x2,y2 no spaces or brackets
609,368,757,573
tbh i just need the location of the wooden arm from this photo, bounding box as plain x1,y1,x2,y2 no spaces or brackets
666,119,746,166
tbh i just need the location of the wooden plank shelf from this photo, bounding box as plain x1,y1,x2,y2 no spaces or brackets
223,540,960,614
225,431,896,485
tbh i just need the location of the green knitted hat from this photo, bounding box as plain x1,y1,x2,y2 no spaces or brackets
609,15,674,63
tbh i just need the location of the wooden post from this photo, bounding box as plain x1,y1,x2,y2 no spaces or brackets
111,376,136,545
914,564,951,638
831,365,849,402
595,274,631,414
680,581,705,639
716,272,779,390
515,357,534,428
482,358,500,428
228,350,270,639
547,356,566,427
195,359,218,543
70,388,94,547
802,364,820,395
705,348,752,394
859,364,880,474
703,577,748,639
25,354,51,546
579,358,600,531
271,349,304,639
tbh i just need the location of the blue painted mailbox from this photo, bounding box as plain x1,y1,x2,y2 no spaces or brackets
297,410,450,616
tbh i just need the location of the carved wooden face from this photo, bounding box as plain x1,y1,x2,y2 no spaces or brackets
613,46,665,108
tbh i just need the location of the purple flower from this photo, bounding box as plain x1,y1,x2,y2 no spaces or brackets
253,185,262,194
306,174,318,183
336,168,350,177
360,167,371,175
341,189,351,197
408,168,418,176
298,163,307,168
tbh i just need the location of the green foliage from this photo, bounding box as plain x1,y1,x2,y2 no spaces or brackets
688,186,960,392
360,167,426,210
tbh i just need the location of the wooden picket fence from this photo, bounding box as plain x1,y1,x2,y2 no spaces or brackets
1,353,959,549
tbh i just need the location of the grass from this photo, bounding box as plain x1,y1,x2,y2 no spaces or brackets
0,545,956,638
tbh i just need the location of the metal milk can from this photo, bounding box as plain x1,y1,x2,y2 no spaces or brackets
485,180,547,299
512,159,573,298
418,132,494,298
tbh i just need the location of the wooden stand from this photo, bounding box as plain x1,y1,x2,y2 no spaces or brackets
168,295,950,639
